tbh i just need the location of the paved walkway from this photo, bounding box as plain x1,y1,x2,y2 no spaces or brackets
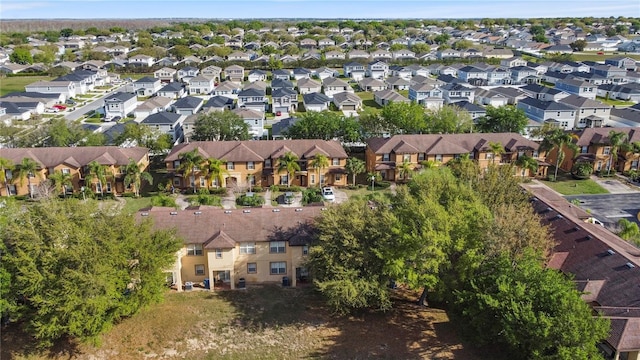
221,190,236,209
174,194,190,210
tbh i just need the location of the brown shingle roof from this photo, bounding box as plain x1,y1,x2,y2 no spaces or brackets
0,146,148,169
165,140,348,162
367,133,539,155
138,207,322,245
575,127,640,146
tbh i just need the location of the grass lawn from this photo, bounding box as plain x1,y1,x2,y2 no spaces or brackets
120,196,152,214
542,178,609,195
0,75,53,96
572,53,640,62
1,285,482,360
596,96,636,106
120,73,153,80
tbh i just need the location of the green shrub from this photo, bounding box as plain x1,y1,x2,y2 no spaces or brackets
14,195,29,201
302,188,323,205
198,188,210,195
270,185,280,193
151,194,177,208
208,187,227,195
274,185,301,192
190,194,221,206
571,162,593,179
236,194,265,207
252,186,264,193
374,181,391,189
121,192,136,198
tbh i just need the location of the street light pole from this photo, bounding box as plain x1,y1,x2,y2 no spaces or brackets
370,175,375,191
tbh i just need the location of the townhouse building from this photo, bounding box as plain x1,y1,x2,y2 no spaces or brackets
164,139,348,190
0,146,149,196
366,133,546,181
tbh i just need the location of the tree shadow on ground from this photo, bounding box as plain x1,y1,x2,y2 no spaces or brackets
1,323,81,360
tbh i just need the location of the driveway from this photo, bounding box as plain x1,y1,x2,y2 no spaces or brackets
333,188,348,204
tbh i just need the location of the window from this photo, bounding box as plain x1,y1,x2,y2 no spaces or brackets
106,182,112,193
200,177,206,187
173,178,181,186
280,174,288,185
239,242,256,254
215,249,222,259
332,158,340,166
517,151,524,159
62,168,70,175
533,151,539,158
603,147,611,155
247,161,255,170
264,159,272,168
435,154,443,162
5,169,12,180
486,153,494,160
187,244,203,256
270,241,286,253
227,162,234,170
403,154,411,162
310,174,316,184
320,174,325,185
581,146,588,154
195,264,205,276
247,263,257,274
382,153,390,161
335,174,342,181
302,245,309,255
270,262,286,275
418,153,425,161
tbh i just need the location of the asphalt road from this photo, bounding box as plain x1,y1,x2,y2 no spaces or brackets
64,84,128,121
565,193,640,226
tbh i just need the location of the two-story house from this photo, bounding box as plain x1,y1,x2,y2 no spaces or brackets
457,66,488,86
154,67,177,82
177,66,200,82
134,96,173,119
132,76,162,97
172,96,204,116
212,81,241,99
296,78,322,94
201,65,222,83
140,111,185,143
0,146,149,197
224,65,245,82
24,81,76,101
103,92,137,120
520,83,569,101
157,82,186,99
343,62,366,81
322,77,352,98
441,83,475,104
237,88,267,112
272,88,298,114
128,54,155,67
408,83,444,110
164,139,348,190
605,56,637,71
517,97,576,130
555,78,597,100
558,95,611,129
510,66,540,85
233,108,266,138
138,206,321,290
366,133,546,181
367,61,390,80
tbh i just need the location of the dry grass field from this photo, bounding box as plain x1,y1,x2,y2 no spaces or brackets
1,285,484,360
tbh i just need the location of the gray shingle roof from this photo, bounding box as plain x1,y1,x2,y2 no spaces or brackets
141,112,182,125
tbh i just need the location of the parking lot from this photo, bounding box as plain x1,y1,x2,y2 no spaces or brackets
565,193,640,227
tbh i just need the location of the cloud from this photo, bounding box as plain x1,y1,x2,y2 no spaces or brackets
1,1,50,12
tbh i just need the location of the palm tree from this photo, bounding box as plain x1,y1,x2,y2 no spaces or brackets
607,130,627,176
397,160,413,182
277,151,300,188
203,157,228,189
87,160,108,197
49,170,73,198
488,141,504,165
123,159,153,197
515,155,539,178
540,129,578,181
345,157,365,186
308,154,329,187
0,157,14,196
178,149,205,193
16,157,39,199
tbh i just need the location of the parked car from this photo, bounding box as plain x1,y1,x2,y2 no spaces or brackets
322,187,335,202
66,99,76,105
53,104,67,110
111,116,122,122
276,111,282,116
45,108,59,113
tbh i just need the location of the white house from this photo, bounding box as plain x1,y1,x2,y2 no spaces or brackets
188,76,215,95
128,54,155,67
132,77,162,97
322,77,352,98
103,92,137,120
24,81,76,101
232,108,265,138
141,112,185,143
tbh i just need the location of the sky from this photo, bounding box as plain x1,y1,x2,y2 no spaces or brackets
0,0,638,20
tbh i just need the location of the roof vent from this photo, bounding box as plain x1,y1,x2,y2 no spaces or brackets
141,212,149,216
194,211,202,215
552,214,564,220
573,226,579,232
606,249,615,256
626,262,636,269
272,209,280,212
170,211,178,215
224,210,232,214
586,235,592,241
295,208,303,212
243,209,251,213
